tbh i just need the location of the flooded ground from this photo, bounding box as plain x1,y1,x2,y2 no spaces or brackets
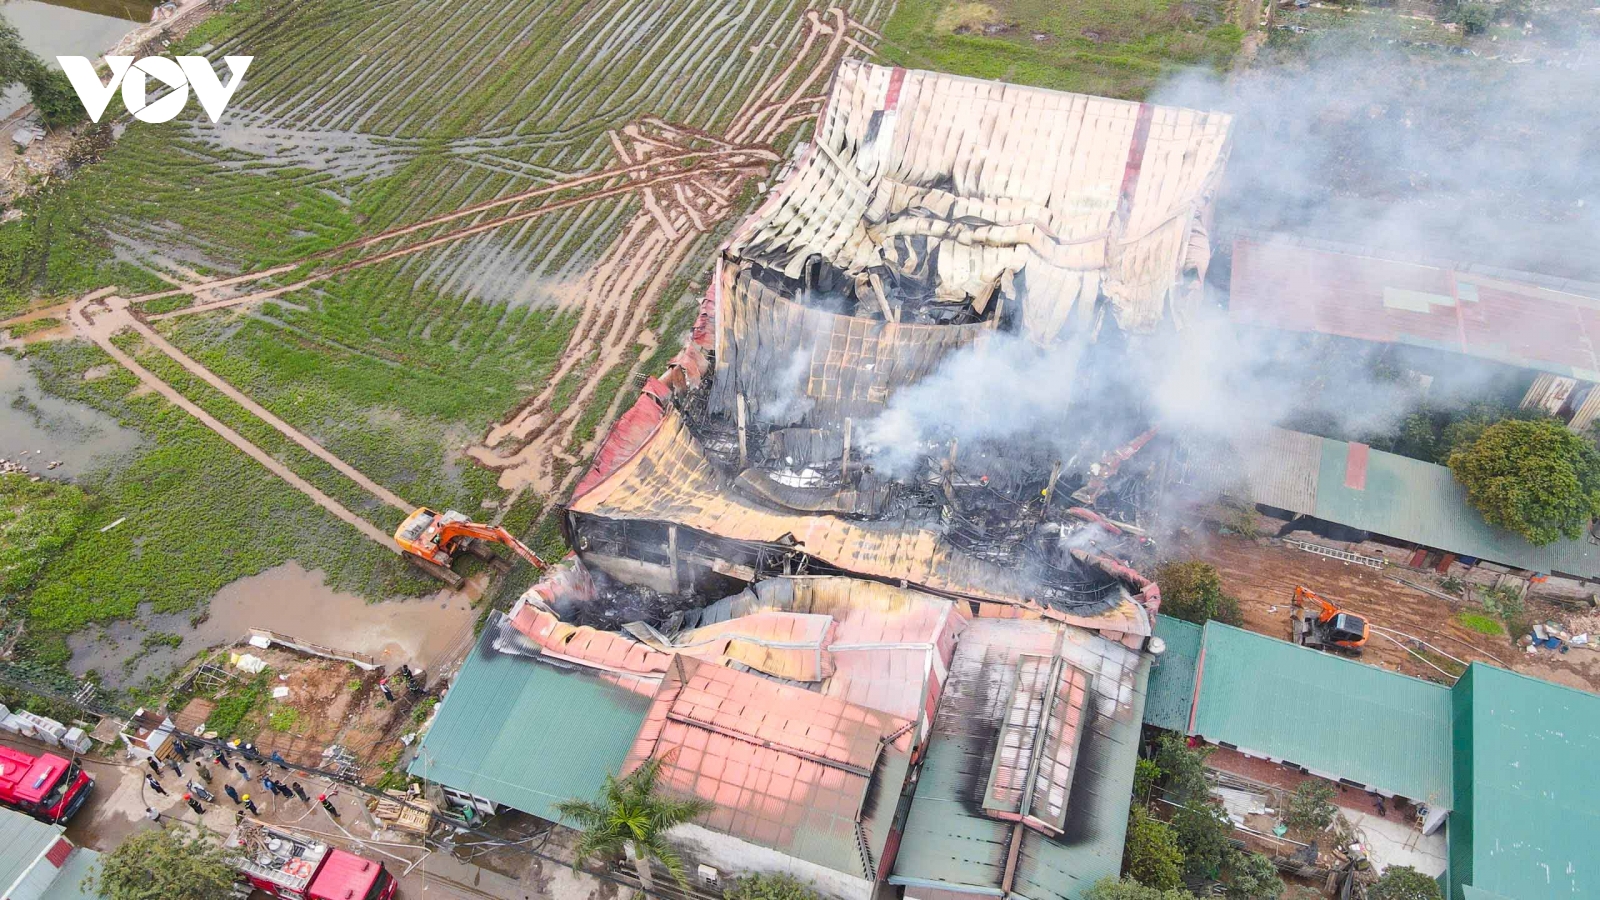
1,0,157,118
0,348,143,478
68,561,480,686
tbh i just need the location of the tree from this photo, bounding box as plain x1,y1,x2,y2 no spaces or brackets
1369,866,1445,900
1154,734,1212,804
1224,850,1284,899
1448,418,1600,545
1172,801,1232,880
724,873,822,900
1125,807,1184,890
1085,876,1198,900
1155,562,1242,627
1134,758,1161,803
1455,1,1493,33
0,20,85,128
1284,780,1337,833
555,756,712,891
85,826,237,900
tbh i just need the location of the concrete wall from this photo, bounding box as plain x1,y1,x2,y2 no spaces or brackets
668,824,875,900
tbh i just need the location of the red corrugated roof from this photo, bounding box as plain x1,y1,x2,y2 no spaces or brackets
1229,238,1600,379
1345,442,1370,491
45,837,73,868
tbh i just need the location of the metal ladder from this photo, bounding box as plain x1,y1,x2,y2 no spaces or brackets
1285,539,1385,569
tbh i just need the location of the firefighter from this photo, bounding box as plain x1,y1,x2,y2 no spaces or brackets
318,794,340,819
242,794,259,815
378,678,395,702
184,793,206,816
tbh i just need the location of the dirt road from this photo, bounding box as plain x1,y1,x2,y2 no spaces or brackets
66,294,399,550
1173,531,1600,692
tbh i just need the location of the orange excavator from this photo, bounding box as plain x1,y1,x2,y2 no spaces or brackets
1291,586,1370,655
393,507,548,589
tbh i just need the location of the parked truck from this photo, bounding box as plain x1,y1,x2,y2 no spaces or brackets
0,745,94,823
226,819,398,900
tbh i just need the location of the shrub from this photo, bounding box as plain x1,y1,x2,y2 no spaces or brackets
1224,850,1284,899
1156,561,1243,627
1155,734,1212,803
1173,802,1232,880
1285,781,1337,832
1369,866,1445,900
724,873,822,900
1085,877,1198,900
1134,758,1161,802
1125,807,1184,890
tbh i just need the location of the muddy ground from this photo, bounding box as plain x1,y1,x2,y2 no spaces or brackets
1172,530,1600,693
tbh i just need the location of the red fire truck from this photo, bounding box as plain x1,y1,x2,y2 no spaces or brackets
0,745,94,823
226,820,398,900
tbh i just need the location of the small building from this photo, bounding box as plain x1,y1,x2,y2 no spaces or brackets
116,708,175,762
0,809,100,900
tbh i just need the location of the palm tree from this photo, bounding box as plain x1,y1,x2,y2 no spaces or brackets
555,756,712,892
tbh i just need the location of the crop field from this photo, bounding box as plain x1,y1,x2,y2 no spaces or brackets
0,0,889,686
879,0,1244,98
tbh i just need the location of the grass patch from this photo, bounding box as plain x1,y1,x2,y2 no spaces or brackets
1456,611,1505,636
267,706,302,733
2,317,63,339
881,0,1241,99
208,672,270,739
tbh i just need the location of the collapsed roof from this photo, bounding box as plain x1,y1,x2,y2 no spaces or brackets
728,60,1233,342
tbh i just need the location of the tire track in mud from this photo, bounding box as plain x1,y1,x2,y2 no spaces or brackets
462,7,876,497
66,295,402,549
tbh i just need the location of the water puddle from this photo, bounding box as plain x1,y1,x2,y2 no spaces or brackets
1,0,157,118
68,561,480,686
0,349,143,479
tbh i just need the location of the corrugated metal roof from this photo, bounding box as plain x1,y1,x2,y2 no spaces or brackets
0,810,61,890
729,60,1232,341
890,619,1148,900
408,623,652,821
1449,664,1600,900
570,407,1151,633
1190,623,1453,809
1143,615,1201,732
624,656,914,879
1209,426,1600,579
1311,437,1600,578
37,847,99,900
1174,427,1320,515
1229,236,1600,381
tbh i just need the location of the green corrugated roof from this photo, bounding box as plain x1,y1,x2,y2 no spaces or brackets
1191,623,1453,809
1448,664,1600,900
1144,616,1201,732
1311,436,1600,578
39,847,100,900
409,626,651,822
0,810,61,889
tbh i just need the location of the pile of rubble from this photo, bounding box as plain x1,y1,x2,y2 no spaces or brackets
1519,614,1597,654
1,453,62,480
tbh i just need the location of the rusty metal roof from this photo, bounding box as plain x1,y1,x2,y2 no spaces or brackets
729,61,1232,341
1230,235,1600,381
624,655,914,879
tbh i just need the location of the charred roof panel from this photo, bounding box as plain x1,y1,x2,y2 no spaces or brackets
569,408,1152,632
890,618,1147,900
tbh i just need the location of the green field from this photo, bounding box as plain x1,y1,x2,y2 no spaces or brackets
0,0,893,688
880,0,1243,98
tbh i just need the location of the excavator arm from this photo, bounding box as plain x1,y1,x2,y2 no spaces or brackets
433,521,549,571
